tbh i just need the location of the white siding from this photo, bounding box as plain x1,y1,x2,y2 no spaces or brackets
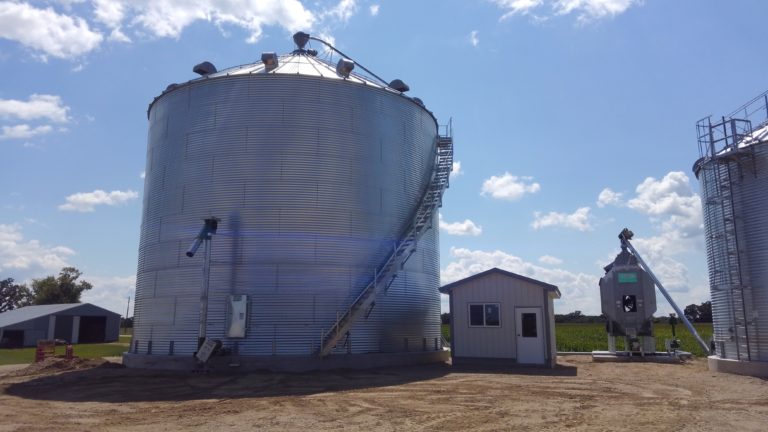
452,273,547,359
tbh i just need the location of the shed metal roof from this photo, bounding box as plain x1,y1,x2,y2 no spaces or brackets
439,267,561,298
0,303,117,328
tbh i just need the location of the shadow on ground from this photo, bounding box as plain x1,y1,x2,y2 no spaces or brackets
3,360,578,403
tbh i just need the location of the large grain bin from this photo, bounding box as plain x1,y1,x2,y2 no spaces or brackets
693,91,768,377
124,34,453,371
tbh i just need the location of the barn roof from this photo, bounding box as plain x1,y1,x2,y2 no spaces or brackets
0,303,117,328
439,267,561,298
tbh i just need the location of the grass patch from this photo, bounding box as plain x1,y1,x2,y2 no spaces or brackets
441,322,713,357
0,341,129,366
555,322,713,357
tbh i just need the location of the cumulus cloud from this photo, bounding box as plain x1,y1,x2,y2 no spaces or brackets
1,124,53,140
469,30,479,47
596,187,623,208
0,94,70,123
493,0,544,20
596,171,708,301
481,173,541,201
439,214,482,236
0,94,71,142
626,171,703,237
0,2,103,59
538,255,563,265
122,0,315,42
442,247,598,313
58,189,139,212
492,0,640,23
532,206,592,231
325,0,358,22
450,161,463,179
0,224,75,276
81,274,136,315
369,4,379,16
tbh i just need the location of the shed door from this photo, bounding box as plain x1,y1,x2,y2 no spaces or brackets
516,307,545,364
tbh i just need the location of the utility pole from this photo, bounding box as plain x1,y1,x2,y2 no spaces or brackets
124,295,131,335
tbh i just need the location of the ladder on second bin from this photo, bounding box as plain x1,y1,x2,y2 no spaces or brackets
317,129,454,357
698,116,754,360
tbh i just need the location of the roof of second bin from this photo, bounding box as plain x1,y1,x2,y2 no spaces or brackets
204,52,385,89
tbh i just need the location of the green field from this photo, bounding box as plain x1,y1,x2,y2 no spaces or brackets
442,322,713,357
0,336,130,366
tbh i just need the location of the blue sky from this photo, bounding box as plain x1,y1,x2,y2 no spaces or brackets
1,0,767,317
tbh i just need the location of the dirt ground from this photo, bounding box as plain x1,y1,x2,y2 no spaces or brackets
0,355,766,432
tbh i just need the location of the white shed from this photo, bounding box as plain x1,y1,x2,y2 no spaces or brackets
440,268,561,368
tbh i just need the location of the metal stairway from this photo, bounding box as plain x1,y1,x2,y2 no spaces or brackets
318,127,454,357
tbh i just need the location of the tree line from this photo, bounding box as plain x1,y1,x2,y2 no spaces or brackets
0,267,92,313
439,301,714,325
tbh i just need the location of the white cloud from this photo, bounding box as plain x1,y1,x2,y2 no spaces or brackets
0,224,75,276
554,0,639,22
139,171,146,179
450,161,463,179
439,214,482,236
58,189,139,212
492,0,640,23
120,0,315,43
538,254,563,265
1,124,53,140
93,0,126,28
481,173,541,201
596,187,623,208
0,2,103,59
81,274,136,315
442,247,598,313
626,171,702,237
0,94,70,123
325,0,358,22
369,4,379,16
532,206,592,231
469,30,479,47
493,0,544,19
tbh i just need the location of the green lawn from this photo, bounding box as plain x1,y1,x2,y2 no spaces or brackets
441,322,713,357
0,340,130,366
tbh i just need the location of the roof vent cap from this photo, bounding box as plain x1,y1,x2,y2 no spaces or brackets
192,61,217,76
389,79,410,93
293,31,310,49
261,52,278,72
336,58,355,78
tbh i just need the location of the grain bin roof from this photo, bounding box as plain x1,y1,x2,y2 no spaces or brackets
203,53,386,88
439,267,561,298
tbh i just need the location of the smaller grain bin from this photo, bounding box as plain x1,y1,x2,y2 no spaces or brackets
440,268,560,367
693,91,768,377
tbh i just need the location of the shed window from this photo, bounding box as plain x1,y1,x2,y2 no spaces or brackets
468,303,500,327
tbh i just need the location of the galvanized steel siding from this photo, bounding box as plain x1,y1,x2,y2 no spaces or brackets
698,140,768,361
133,73,441,357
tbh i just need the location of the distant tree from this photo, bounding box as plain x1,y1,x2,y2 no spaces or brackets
683,301,712,323
31,267,92,305
0,278,32,312
697,301,712,323
441,312,451,325
684,304,700,322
